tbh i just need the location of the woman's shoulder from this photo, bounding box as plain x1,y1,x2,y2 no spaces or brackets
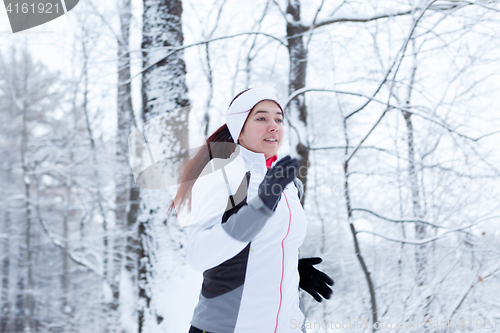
192,153,246,197
190,155,246,218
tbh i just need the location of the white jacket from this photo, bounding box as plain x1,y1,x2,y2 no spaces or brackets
187,144,308,333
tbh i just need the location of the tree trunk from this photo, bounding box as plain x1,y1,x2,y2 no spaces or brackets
403,112,427,276
139,0,190,331
342,148,378,330
286,0,309,206
20,55,33,333
14,275,24,333
125,179,140,283
111,0,135,331
80,35,109,330
61,159,72,322
1,210,11,333
402,38,430,323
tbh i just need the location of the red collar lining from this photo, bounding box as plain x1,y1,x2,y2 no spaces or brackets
266,155,278,169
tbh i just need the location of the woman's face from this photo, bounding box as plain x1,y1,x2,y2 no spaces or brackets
238,100,284,159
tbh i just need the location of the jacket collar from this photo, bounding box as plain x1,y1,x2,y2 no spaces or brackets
238,144,269,174
266,155,278,169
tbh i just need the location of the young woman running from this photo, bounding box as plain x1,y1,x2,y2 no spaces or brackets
169,88,333,333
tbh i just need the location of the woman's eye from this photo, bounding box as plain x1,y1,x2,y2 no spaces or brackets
257,117,282,122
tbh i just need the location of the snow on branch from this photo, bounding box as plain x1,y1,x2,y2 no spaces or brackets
403,108,494,142
33,195,102,276
124,31,287,86
286,88,488,144
447,263,500,322
357,222,485,245
284,87,411,112
351,207,447,229
310,8,415,30
306,0,488,31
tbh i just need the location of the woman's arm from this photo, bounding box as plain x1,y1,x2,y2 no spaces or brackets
186,170,274,273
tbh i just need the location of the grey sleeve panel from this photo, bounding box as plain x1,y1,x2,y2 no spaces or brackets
293,177,304,201
221,195,274,242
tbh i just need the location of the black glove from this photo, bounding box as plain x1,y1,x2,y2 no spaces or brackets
298,257,334,302
258,155,299,211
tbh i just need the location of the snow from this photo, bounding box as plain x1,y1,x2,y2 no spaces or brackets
159,263,202,332
120,265,138,333
103,280,113,303
2,0,500,332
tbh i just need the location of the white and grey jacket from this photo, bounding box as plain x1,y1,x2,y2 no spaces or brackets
187,144,308,333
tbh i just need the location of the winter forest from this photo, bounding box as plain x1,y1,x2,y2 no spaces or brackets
1,0,500,332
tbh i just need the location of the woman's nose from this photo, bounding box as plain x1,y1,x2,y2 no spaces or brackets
269,121,279,131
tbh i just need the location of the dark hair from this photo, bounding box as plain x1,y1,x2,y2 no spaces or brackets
166,89,251,216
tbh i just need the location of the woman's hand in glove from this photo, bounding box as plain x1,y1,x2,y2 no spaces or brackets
258,155,299,211
298,257,334,302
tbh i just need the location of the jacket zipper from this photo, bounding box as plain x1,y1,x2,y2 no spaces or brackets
274,191,292,333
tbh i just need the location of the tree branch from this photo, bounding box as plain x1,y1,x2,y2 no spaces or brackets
311,8,414,30
122,31,287,86
445,263,500,332
34,202,102,276
357,221,483,245
351,207,447,228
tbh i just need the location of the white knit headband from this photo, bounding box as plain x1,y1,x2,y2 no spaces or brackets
226,87,283,143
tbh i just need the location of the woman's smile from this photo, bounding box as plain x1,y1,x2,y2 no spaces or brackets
264,137,278,144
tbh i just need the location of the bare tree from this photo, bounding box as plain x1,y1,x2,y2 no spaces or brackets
0,45,66,332
138,0,190,331
0,208,10,333
108,0,137,331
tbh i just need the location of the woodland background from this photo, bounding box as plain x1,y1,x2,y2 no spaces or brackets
1,0,500,332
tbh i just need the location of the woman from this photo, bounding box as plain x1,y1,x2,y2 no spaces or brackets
169,88,333,333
